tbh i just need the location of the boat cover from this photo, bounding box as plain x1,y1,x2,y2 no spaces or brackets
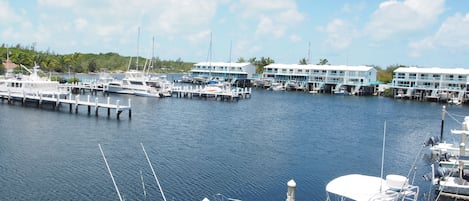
326,174,390,201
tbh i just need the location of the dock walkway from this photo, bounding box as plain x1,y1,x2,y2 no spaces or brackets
171,86,251,101
0,90,131,119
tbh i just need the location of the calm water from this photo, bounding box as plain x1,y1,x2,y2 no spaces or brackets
0,78,468,201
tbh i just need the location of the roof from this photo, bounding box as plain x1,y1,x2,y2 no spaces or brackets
394,67,469,74
326,174,389,201
264,64,376,72
194,62,253,67
2,59,17,69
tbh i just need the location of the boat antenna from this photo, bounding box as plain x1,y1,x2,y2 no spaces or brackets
380,120,387,193
206,31,212,78
440,105,446,142
307,41,311,64
140,170,147,201
136,26,140,71
151,36,155,73
141,143,167,201
98,144,123,201
127,57,132,71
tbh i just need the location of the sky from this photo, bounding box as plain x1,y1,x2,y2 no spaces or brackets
1,0,469,68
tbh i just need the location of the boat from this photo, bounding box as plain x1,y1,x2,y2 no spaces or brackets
425,106,469,159
428,116,469,198
326,174,419,201
326,121,419,201
0,64,68,98
267,82,285,91
334,86,349,95
104,31,172,97
178,74,193,83
134,87,160,98
448,97,462,105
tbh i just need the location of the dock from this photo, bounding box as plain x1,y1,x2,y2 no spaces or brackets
171,85,251,101
59,83,108,95
0,90,131,119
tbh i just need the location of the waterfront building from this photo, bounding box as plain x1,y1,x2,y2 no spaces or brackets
190,62,256,83
262,64,377,95
391,67,469,103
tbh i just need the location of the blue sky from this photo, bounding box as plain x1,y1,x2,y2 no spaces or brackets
1,0,469,68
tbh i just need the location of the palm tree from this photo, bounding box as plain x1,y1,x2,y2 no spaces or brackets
317,58,329,65
299,58,308,65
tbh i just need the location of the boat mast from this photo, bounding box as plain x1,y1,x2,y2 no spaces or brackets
379,121,387,193
151,36,155,74
98,144,123,201
136,27,140,71
208,32,212,78
141,143,167,201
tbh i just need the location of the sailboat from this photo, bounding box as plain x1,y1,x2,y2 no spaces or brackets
325,121,419,201
105,30,171,97
428,116,469,199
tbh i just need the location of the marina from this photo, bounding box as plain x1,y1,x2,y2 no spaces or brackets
1,85,466,201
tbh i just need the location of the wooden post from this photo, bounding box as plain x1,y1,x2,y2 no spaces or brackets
75,95,80,113
116,100,120,119
95,97,99,116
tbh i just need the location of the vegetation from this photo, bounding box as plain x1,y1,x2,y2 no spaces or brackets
317,58,329,65
0,44,194,74
375,64,406,83
299,58,308,65
0,44,405,85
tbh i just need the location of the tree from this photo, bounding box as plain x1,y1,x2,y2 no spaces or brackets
317,58,329,65
299,58,308,65
88,60,97,72
248,57,274,74
0,64,5,75
237,57,245,63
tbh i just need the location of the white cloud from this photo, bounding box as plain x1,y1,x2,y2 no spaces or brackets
38,0,82,8
290,34,302,43
5,0,220,54
410,12,469,57
0,0,22,24
233,0,304,38
186,30,212,44
365,0,445,41
74,18,88,30
319,19,357,50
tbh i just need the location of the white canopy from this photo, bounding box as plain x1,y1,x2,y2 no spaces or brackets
326,174,390,201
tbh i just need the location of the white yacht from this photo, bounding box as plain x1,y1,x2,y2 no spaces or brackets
105,70,172,97
0,64,68,97
326,174,419,201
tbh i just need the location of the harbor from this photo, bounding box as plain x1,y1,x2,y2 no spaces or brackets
1,87,464,201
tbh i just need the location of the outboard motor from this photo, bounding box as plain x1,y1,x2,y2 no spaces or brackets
424,136,440,147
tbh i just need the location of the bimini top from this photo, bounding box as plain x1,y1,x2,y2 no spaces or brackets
326,174,390,201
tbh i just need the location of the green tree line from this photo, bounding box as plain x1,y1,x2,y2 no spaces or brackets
0,44,194,74
0,44,403,84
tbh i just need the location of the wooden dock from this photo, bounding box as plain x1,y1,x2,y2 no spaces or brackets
171,85,251,101
0,90,131,119
59,83,107,95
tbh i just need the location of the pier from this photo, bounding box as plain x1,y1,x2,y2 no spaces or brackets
59,83,108,95
171,85,251,101
0,90,131,119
